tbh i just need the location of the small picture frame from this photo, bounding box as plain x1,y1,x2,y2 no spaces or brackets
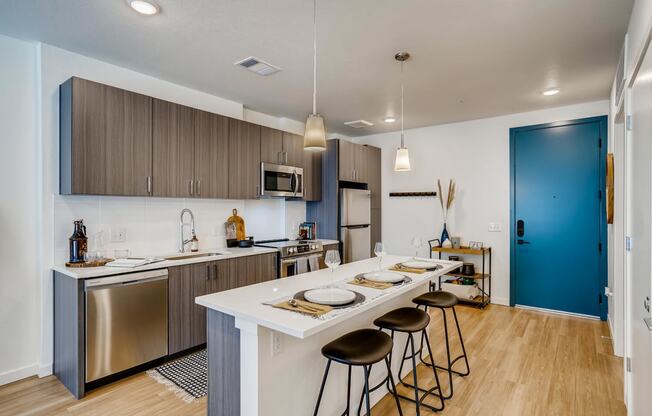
469,241,484,249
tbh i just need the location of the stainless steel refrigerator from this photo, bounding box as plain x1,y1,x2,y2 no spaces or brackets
340,188,371,263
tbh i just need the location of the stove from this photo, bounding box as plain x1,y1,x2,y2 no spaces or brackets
255,239,323,258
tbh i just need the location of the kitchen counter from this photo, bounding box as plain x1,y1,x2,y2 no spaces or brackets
51,246,278,279
196,255,461,416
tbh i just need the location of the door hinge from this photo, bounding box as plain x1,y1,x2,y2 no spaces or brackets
626,357,632,372
598,190,602,200
598,138,602,148
626,236,632,251
599,293,603,304
598,242,602,253
626,115,633,131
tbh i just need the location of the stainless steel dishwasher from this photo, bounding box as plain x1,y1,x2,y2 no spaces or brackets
85,269,168,382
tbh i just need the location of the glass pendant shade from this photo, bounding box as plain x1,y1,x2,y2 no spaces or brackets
304,113,326,151
394,146,411,171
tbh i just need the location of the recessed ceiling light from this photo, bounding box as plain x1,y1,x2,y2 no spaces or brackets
384,117,396,123
542,88,560,96
129,0,159,15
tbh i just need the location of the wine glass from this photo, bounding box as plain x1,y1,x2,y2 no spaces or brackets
374,242,385,270
324,249,341,287
411,236,422,259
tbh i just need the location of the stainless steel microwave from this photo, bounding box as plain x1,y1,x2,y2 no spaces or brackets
260,163,303,198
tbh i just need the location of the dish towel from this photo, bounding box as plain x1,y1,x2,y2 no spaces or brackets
308,255,320,272
296,257,309,274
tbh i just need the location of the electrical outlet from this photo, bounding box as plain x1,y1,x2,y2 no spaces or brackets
270,331,282,357
488,222,502,232
111,227,127,243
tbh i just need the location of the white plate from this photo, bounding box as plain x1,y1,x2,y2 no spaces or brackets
362,271,405,283
401,260,439,269
304,288,356,306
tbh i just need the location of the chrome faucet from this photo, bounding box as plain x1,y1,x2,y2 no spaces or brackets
179,208,196,253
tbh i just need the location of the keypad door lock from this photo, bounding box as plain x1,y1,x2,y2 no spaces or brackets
645,296,651,313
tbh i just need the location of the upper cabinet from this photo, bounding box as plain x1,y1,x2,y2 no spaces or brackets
338,140,371,183
152,99,195,198
228,119,261,199
282,132,304,168
59,77,318,201
366,146,381,209
260,127,304,168
194,110,229,199
60,77,153,196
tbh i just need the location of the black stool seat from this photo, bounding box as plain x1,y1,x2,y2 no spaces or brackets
413,290,458,308
374,307,430,332
322,329,393,366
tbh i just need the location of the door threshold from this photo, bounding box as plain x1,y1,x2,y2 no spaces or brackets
514,304,600,320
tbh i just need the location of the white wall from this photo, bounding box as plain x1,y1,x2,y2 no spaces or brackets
0,35,41,385
356,101,609,306
626,0,652,83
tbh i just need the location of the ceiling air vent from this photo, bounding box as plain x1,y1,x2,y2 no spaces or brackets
234,56,281,76
344,120,374,129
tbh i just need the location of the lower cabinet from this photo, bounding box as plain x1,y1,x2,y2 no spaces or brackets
168,253,277,355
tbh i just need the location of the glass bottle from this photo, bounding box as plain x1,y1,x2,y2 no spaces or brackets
69,220,88,263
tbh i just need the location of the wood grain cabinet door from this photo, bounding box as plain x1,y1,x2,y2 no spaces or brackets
260,127,284,165
191,263,212,346
210,259,230,294
228,119,261,199
354,144,370,183
302,150,322,201
63,77,152,196
255,253,278,283
283,132,304,168
152,99,195,197
194,110,229,199
338,140,355,181
366,145,381,209
168,265,194,354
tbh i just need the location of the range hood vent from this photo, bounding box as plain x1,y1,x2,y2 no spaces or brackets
234,56,281,76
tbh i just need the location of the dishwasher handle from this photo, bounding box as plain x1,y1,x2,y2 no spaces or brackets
85,269,168,290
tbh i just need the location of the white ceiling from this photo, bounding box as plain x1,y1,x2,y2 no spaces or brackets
0,0,633,136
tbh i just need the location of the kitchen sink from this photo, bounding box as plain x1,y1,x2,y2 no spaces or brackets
164,252,227,260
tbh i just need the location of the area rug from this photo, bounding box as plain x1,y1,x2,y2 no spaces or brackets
147,349,207,402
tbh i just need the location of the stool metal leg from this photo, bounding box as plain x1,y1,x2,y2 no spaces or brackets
363,365,371,416
408,334,422,416
313,360,332,416
452,306,471,376
345,365,352,415
385,357,404,416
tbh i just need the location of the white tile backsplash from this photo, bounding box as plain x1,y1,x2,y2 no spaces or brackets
53,195,306,263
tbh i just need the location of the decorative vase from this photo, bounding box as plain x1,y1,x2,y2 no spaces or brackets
440,222,450,244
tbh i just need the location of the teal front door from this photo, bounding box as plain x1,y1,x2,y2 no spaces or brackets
510,116,607,319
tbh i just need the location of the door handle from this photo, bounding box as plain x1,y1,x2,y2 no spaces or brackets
517,239,531,245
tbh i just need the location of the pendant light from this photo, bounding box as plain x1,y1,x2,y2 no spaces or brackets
304,0,327,151
394,52,411,171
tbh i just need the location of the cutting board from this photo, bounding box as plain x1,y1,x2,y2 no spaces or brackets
227,209,246,240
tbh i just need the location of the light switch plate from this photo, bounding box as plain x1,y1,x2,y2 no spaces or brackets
488,222,502,232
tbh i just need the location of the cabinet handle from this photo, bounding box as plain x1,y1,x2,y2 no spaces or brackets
206,264,211,281
189,180,194,196
284,152,288,164
196,179,201,196
213,264,218,281
278,151,281,164
146,176,152,194
256,184,260,197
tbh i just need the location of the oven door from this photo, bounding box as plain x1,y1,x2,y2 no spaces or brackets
281,258,297,278
261,163,303,198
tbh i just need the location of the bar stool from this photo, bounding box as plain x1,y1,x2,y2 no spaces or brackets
412,291,470,400
360,307,444,415
313,329,403,416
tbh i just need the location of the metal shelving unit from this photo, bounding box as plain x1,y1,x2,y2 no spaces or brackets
430,245,492,308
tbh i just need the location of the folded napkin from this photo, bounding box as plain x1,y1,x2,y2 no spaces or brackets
348,278,393,290
390,263,427,274
271,299,333,317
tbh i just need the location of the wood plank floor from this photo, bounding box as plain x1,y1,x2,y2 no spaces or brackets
0,305,625,416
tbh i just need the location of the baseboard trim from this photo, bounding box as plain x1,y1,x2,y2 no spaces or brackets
0,364,38,386
38,363,53,378
490,297,509,306
515,304,600,320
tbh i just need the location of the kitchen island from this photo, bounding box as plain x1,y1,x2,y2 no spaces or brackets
195,255,461,416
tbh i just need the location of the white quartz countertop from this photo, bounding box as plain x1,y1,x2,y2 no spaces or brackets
51,247,278,279
196,255,461,339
